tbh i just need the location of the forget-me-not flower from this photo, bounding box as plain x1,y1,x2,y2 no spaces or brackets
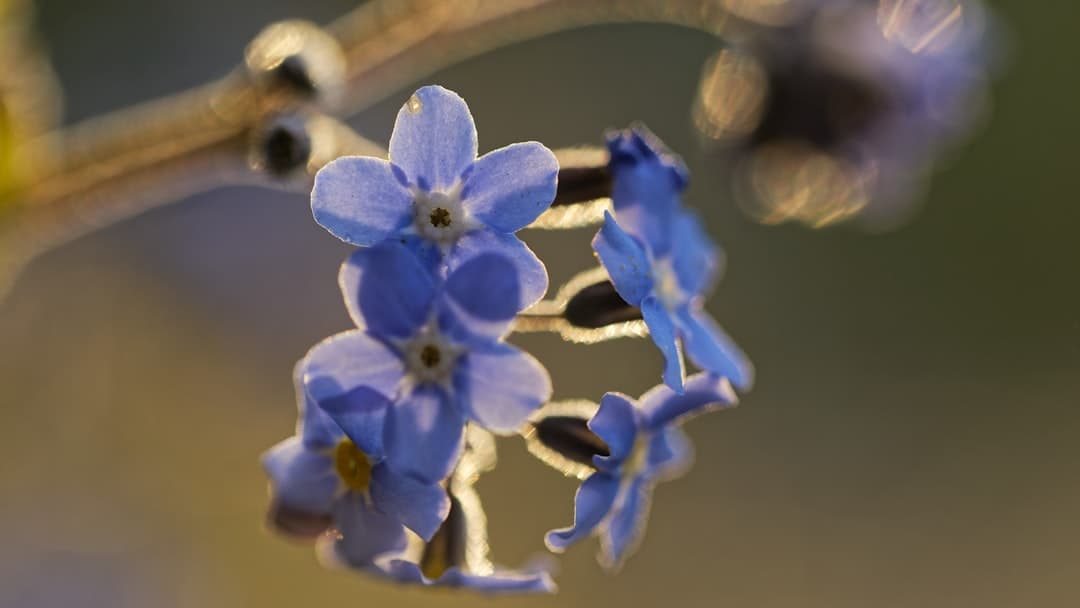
302,242,552,485
318,438,555,594
311,85,559,309
545,373,737,569
262,364,450,564
593,210,752,393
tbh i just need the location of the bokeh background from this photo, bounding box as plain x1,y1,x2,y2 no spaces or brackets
2,0,1079,606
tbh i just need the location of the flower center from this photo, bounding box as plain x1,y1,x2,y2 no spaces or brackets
334,439,372,492
402,326,461,386
653,258,685,311
623,432,652,479
412,186,470,244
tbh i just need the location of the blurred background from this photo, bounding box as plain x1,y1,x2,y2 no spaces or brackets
2,0,1079,606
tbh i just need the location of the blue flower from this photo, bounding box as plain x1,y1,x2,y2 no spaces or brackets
262,364,450,563
544,373,737,569
318,438,556,595
310,85,559,309
593,210,753,392
302,242,552,485
606,126,689,254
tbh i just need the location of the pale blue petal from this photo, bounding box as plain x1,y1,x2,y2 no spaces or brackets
262,437,338,517
544,472,620,552
384,386,465,484
317,385,392,459
677,307,754,391
311,156,412,246
389,85,477,191
453,343,552,434
592,212,653,306
370,462,450,541
442,569,557,594
641,295,685,392
301,330,404,401
589,392,639,468
607,127,686,256
460,142,558,232
450,230,548,311
292,361,342,450
374,562,555,594
671,210,722,296
332,493,409,568
639,371,737,430
599,476,653,570
441,252,520,343
646,427,694,482
338,244,437,339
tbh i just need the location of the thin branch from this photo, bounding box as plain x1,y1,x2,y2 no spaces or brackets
1,0,747,290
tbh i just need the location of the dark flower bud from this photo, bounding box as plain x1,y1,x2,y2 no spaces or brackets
245,20,346,108
551,165,611,208
420,492,468,580
250,113,312,178
563,280,642,329
523,401,609,480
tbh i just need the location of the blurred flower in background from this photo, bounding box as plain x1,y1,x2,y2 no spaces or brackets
694,0,1000,229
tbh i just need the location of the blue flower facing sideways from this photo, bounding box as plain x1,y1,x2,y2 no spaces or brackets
545,373,737,569
311,85,559,309
595,126,753,393
262,365,450,564
302,242,552,485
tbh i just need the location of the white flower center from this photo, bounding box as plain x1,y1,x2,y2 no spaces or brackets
412,184,472,245
652,257,685,311
401,324,461,386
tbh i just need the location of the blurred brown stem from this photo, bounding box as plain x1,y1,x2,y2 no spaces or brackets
1,0,742,289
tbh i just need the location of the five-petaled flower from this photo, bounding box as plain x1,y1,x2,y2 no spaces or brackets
545,373,737,569
302,242,552,485
311,84,559,309
595,127,753,393
262,364,450,564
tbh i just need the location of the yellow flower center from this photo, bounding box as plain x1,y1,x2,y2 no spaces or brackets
334,439,372,492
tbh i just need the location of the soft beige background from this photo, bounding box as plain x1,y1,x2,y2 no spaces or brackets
2,0,1079,606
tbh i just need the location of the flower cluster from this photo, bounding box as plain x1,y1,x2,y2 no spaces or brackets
261,86,752,593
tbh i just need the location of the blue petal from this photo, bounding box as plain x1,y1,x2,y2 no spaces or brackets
606,127,686,256
338,244,437,339
370,462,450,541
592,212,653,306
292,361,342,450
639,371,738,430
262,437,338,518
544,472,620,552
641,295,685,392
453,343,552,434
441,251,520,343
441,569,557,594
317,385,392,459
331,493,409,568
459,142,558,232
671,210,722,296
450,230,548,311
589,392,639,468
301,330,405,402
676,307,754,391
384,386,465,483
311,156,413,246
389,85,477,191
646,427,694,482
599,475,653,570
374,561,556,594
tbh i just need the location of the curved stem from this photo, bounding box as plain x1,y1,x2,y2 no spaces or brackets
1,0,746,291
